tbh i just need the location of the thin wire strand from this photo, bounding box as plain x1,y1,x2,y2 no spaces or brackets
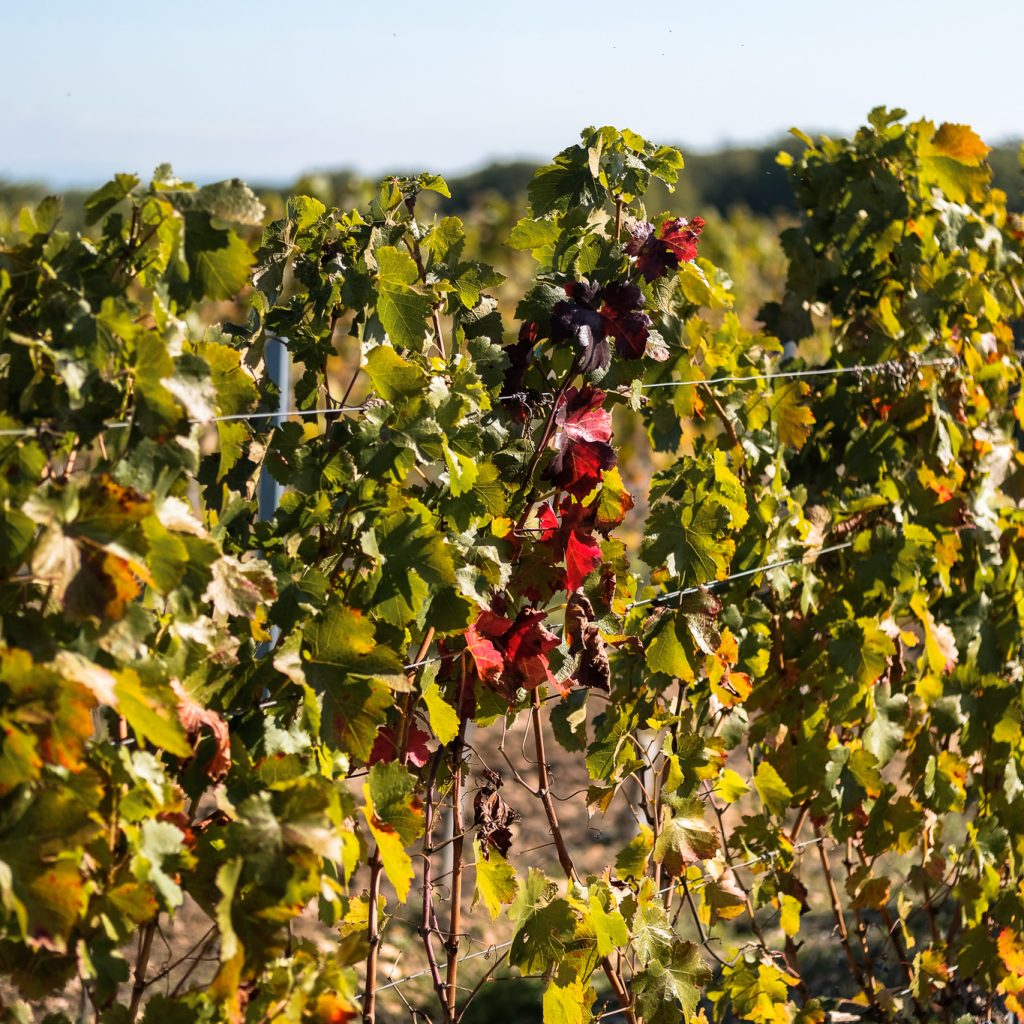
628,540,855,609
2,355,958,437
0,405,366,438
358,940,514,1000
640,356,956,390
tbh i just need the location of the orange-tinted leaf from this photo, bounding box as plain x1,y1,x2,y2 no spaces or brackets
172,679,231,781
999,927,1024,975
932,123,991,165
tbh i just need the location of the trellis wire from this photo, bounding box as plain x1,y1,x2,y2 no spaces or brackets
0,354,958,438
629,540,856,609
0,405,366,438
639,356,956,390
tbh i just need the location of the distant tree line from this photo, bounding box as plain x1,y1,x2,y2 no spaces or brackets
2,137,1021,233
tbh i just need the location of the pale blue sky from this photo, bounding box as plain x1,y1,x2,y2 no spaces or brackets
3,0,1022,186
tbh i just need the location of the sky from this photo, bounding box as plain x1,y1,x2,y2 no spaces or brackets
3,0,1022,187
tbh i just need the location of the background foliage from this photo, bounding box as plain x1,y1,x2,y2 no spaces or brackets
0,110,1023,1024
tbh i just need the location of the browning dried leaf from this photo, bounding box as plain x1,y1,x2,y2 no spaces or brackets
473,770,518,858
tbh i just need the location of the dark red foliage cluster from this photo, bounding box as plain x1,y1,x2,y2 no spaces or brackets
626,216,704,281
466,606,564,699
550,280,651,371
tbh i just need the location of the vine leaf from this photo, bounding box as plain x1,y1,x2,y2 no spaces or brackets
544,386,616,498
616,825,654,878
473,839,519,919
705,870,746,925
589,892,629,956
421,680,460,745
362,764,423,902
770,380,815,449
753,761,793,817
633,939,710,1024
114,670,192,758
543,979,594,1024
653,800,720,876
374,246,432,351
368,724,430,768
565,530,602,593
172,679,231,780
364,344,426,400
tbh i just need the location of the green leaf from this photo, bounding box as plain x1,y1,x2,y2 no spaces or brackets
368,762,423,844
864,683,908,766
829,617,895,687
615,825,654,878
509,216,561,255
114,670,191,758
84,173,140,224
306,600,404,676
376,246,419,287
180,212,254,301
418,172,451,198
753,761,793,817
588,892,628,957
374,248,432,351
195,180,266,226
715,768,749,804
322,679,394,762
443,438,478,497
215,859,243,961
633,939,709,1024
510,873,576,974
421,680,460,745
132,820,186,911
473,840,519,919
362,780,419,903
645,613,694,682
364,345,427,401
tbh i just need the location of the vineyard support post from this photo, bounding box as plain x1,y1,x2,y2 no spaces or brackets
258,334,289,653
258,335,290,523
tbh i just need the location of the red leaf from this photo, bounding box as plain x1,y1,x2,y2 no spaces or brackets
537,503,560,541
368,726,398,765
660,216,704,264
599,282,650,360
561,386,612,444
627,216,704,282
405,725,431,767
503,609,560,693
466,622,505,684
544,386,617,498
546,439,616,498
368,725,432,767
565,530,603,593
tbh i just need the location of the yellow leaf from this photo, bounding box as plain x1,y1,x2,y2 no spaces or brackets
780,893,802,937
771,381,815,450
362,786,414,903
715,768,748,804
931,123,991,165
